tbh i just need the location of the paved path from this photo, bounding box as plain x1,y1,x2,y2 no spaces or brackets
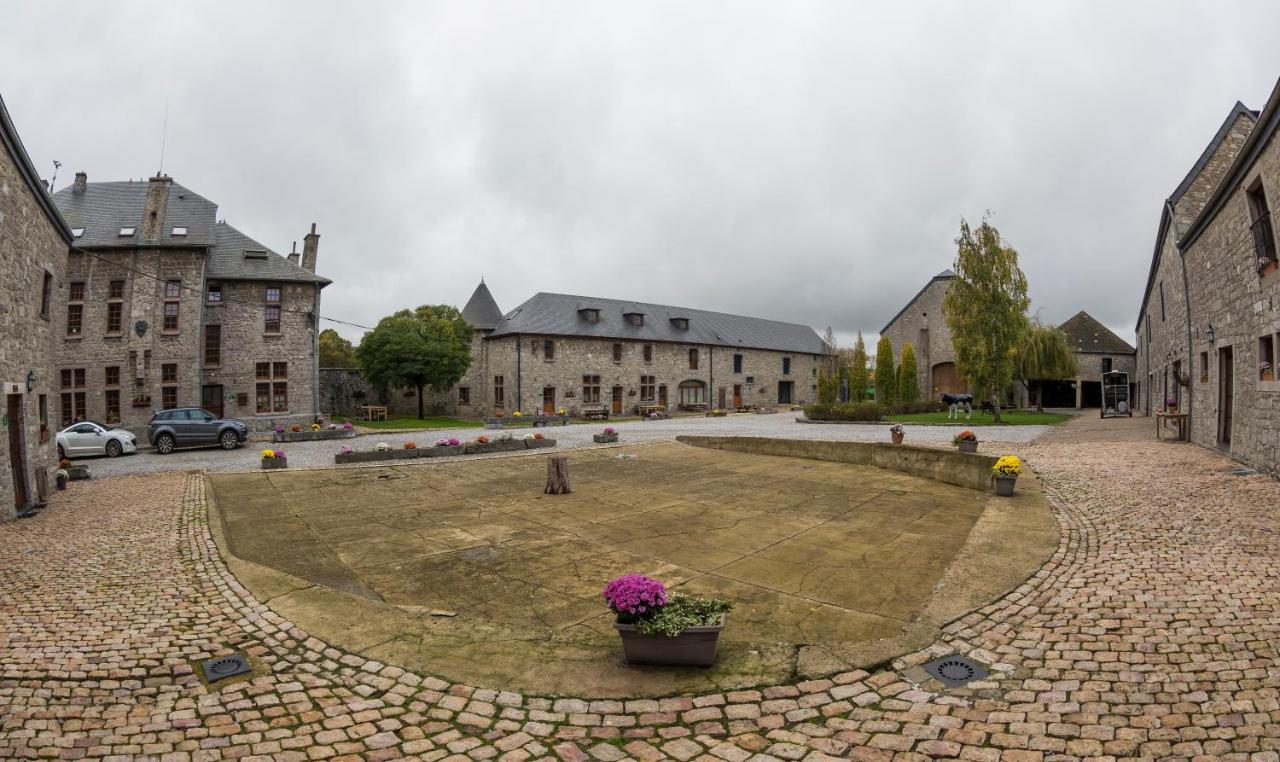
4,415,1280,760
79,412,1049,478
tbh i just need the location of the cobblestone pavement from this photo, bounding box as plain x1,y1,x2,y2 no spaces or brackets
5,416,1280,760
79,412,1051,478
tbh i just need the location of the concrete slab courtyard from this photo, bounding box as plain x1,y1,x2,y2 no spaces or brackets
208,442,1055,697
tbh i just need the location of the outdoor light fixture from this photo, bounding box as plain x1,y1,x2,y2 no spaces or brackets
1207,324,1215,343
25,370,35,392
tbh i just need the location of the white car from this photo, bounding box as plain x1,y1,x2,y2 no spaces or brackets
56,421,138,459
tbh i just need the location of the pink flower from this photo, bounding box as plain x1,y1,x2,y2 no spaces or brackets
602,573,668,617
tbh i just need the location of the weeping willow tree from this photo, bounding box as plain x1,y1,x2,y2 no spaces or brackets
943,216,1030,423
1016,322,1077,412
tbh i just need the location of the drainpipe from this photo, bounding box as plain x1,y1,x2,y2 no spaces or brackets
1170,198,1193,440
515,336,523,414
708,346,714,407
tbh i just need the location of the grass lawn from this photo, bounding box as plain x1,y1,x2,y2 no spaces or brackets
886,410,1072,426
346,416,483,430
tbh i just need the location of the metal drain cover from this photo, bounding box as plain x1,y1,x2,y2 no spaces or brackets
922,654,988,688
202,653,252,683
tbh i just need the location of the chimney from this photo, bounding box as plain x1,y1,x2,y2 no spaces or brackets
72,172,87,194
287,240,300,265
301,223,319,273
142,174,172,240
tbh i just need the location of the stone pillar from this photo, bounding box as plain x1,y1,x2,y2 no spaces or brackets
1075,377,1083,409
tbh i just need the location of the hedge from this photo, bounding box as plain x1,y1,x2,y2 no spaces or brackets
802,400,945,421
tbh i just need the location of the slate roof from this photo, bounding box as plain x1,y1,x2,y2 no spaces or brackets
879,269,954,334
488,292,826,354
207,222,330,285
0,93,73,242
461,280,504,330
1058,311,1135,355
52,180,218,248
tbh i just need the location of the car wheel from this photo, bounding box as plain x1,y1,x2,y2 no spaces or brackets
219,431,239,450
57,444,65,459
156,434,176,455
105,440,122,458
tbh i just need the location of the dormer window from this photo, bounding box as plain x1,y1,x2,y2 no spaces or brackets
172,226,188,236
671,317,689,330
625,312,644,327
579,308,600,323
118,227,135,236
71,228,84,238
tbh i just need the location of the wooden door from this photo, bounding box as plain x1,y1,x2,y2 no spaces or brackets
658,385,668,410
733,385,742,407
611,386,623,414
1218,346,1233,446
777,381,793,404
717,387,726,410
931,362,964,394
202,385,224,419
542,387,555,415
8,395,28,510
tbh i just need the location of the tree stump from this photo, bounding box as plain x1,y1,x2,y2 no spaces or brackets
545,456,572,494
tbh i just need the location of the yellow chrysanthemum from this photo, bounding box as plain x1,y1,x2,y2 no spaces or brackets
992,455,1022,477
260,449,277,459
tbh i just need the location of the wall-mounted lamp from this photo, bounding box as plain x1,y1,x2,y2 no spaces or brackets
1206,324,1215,344
25,370,35,393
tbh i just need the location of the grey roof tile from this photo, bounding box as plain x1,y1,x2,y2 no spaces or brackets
207,222,330,285
461,280,504,330
489,292,825,354
1058,310,1135,355
52,180,218,248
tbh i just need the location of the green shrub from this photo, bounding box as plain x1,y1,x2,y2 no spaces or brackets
803,402,888,421
894,400,946,414
898,342,919,403
875,336,896,405
634,594,733,637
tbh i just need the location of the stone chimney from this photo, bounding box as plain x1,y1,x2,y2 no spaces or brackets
72,172,87,194
301,223,319,273
287,240,300,265
142,174,172,240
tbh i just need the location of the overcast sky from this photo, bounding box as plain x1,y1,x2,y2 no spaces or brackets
4,2,1279,348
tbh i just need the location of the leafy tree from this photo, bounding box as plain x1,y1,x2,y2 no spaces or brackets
849,332,870,402
874,335,896,406
318,328,358,368
817,368,840,404
943,217,1030,423
898,342,919,403
1015,321,1077,412
356,305,473,419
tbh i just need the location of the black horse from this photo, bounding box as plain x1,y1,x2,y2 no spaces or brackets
939,392,974,419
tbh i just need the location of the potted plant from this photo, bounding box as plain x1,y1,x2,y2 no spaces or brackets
342,421,354,430
1259,255,1278,278
476,435,490,444
557,407,568,417
261,448,287,469
291,423,302,433
404,441,417,450
594,426,618,444
603,573,731,667
952,430,979,453
375,442,392,452
311,423,322,432
889,423,905,444
55,468,69,491
339,445,353,455
1262,362,1275,382
513,411,523,418
992,455,1021,496
1165,396,1178,413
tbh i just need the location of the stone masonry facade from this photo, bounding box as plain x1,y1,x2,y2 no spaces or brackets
0,95,72,521
52,175,329,434
880,271,960,398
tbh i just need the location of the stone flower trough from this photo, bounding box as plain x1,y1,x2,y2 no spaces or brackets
274,428,357,443
334,437,555,464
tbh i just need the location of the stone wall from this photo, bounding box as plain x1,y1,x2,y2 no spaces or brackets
318,368,454,421
0,131,68,521
1182,118,1280,475
881,276,956,398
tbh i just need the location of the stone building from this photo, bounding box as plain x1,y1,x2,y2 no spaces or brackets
1042,311,1137,409
0,93,74,520
50,174,330,433
879,269,964,398
435,282,826,417
1138,78,1280,475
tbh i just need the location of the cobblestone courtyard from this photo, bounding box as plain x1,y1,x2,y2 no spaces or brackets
4,415,1280,760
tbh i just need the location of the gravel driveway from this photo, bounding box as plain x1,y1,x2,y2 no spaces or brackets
75,413,1053,478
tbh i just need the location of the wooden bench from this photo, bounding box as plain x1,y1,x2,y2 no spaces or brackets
359,405,388,421
581,407,610,421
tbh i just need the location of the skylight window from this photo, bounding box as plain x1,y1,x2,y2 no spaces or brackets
172,226,188,236
243,249,268,259
118,227,135,236
71,228,84,238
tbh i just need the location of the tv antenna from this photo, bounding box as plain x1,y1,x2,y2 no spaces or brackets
158,100,169,175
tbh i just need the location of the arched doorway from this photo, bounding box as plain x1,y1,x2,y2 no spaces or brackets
677,379,706,408
931,362,964,395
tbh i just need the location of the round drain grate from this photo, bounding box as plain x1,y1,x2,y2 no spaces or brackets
200,652,252,683
936,659,976,681
207,658,244,676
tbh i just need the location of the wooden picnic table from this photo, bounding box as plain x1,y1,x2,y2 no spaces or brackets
359,405,388,421
1155,411,1188,441
636,404,663,416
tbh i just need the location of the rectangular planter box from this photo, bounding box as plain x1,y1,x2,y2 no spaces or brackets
524,437,555,449
613,615,725,667
67,464,91,480
273,429,357,443
956,440,979,453
465,439,527,455
261,457,288,470
333,439,553,464
592,433,619,444
335,449,420,464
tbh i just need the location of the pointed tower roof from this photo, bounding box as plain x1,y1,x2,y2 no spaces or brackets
462,280,504,330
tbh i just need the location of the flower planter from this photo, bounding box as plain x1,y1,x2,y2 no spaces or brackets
593,433,619,444
67,465,91,481
525,437,555,449
273,429,357,443
993,475,1017,496
956,440,978,454
890,432,905,445
613,615,726,667
1262,259,1278,277
261,456,288,470
55,477,68,491
1263,371,1276,382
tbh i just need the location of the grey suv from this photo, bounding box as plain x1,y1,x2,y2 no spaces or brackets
148,408,250,454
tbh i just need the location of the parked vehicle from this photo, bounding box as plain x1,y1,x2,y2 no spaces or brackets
56,421,138,459
147,408,249,454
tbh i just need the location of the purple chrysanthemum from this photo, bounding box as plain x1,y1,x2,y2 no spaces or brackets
602,573,668,616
